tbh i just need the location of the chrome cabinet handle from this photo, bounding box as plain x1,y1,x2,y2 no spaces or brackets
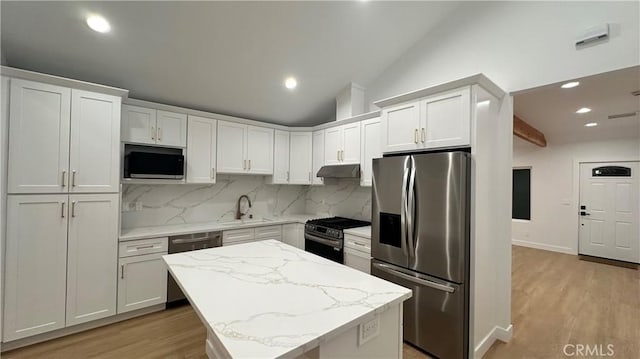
421,128,425,143
71,201,76,217
61,171,67,187
414,129,419,144
61,202,66,218
136,244,154,250
340,150,344,161
286,171,290,182
72,171,77,187
151,126,155,140
308,172,311,182
337,150,339,161
121,264,125,279
157,127,162,141
248,159,251,170
243,160,246,170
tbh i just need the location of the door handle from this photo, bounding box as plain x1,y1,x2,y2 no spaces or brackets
341,150,344,161
157,127,162,141
407,158,416,257
373,262,455,293
61,170,67,187
71,201,76,217
401,161,410,257
72,170,77,187
151,126,155,140
337,150,340,161
243,160,246,170
248,159,251,171
61,202,66,218
414,129,419,144
121,264,125,279
421,128,425,143
308,172,311,182
211,168,215,179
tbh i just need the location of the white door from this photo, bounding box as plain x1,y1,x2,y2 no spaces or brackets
341,122,361,164
272,130,290,183
117,253,168,314
312,130,325,185
290,132,312,184
69,90,121,193
8,79,70,194
421,87,471,149
324,126,343,165
579,162,639,263
360,118,381,187
246,126,274,174
186,116,217,183
66,194,118,326
380,101,420,154
121,105,156,145
4,195,68,341
156,110,187,147
217,120,247,174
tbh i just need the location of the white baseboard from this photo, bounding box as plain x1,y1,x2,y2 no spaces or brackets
474,324,513,359
512,239,575,255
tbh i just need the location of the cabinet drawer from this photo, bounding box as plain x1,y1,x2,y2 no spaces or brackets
223,228,255,245
344,234,371,252
254,225,282,240
119,237,168,258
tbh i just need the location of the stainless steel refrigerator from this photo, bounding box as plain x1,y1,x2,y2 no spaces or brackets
371,151,470,359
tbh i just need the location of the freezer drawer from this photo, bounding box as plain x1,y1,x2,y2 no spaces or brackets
372,259,468,359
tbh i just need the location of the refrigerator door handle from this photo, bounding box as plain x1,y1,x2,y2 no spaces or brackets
401,162,410,256
407,157,416,257
373,262,456,293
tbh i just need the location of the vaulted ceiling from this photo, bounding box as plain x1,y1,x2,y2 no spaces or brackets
1,1,461,126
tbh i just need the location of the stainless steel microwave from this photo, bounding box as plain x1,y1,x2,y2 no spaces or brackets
123,145,184,180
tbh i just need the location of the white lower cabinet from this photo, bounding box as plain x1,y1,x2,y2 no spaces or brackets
343,234,371,274
117,250,168,314
223,228,255,246
254,225,282,241
282,223,305,250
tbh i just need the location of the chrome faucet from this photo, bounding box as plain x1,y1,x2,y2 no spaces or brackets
236,195,252,220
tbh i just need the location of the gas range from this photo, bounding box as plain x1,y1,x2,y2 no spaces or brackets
304,217,371,263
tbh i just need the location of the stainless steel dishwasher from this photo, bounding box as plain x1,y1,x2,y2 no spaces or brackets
167,231,222,304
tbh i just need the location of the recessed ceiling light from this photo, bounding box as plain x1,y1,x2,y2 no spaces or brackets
284,77,297,90
86,14,111,33
584,122,598,127
561,81,580,89
576,107,591,114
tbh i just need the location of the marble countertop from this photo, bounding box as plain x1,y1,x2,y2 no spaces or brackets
343,225,372,238
163,240,411,359
119,214,319,241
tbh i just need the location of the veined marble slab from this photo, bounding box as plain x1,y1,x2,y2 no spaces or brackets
163,240,412,359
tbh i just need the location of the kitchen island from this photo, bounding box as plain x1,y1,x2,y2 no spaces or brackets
163,240,411,359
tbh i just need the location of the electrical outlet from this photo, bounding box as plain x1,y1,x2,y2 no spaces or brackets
358,316,379,346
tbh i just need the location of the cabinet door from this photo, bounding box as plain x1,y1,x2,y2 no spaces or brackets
380,101,420,153
117,253,167,314
66,194,118,326
223,228,255,245
3,195,68,341
69,90,120,193
247,126,274,174
421,87,471,149
8,79,70,194
217,121,247,174
312,130,325,185
186,116,217,183
121,105,156,145
289,132,312,184
254,225,283,241
360,118,381,187
341,122,361,164
324,126,342,165
282,223,304,249
272,130,290,184
156,110,187,147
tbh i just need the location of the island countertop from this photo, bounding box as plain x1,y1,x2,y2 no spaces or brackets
163,240,412,359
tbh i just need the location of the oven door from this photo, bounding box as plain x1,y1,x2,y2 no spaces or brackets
304,232,343,263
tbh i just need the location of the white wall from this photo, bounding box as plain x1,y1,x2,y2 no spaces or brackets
366,1,639,108
512,137,640,254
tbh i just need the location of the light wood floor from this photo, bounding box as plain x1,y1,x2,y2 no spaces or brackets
3,246,638,359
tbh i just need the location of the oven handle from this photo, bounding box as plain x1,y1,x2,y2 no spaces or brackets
305,233,342,249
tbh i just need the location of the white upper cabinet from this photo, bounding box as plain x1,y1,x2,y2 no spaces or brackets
156,110,187,147
312,130,325,185
360,117,382,187
4,195,69,341
122,105,186,147
66,194,118,326
289,132,313,184
323,122,361,165
186,115,217,184
8,80,120,194
121,105,156,145
217,120,274,175
380,101,420,153
421,87,471,149
69,90,121,193
380,86,471,153
272,130,291,184
8,79,71,194
247,125,274,174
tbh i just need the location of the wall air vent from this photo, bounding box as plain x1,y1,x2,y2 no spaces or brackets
575,24,609,47
608,111,639,120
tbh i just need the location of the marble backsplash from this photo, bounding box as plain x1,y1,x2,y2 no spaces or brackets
121,176,373,229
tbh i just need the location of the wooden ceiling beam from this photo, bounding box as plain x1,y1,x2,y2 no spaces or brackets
513,115,547,147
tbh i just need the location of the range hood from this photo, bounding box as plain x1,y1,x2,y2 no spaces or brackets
316,164,361,178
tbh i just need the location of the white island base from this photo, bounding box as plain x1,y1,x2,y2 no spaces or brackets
163,240,411,359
